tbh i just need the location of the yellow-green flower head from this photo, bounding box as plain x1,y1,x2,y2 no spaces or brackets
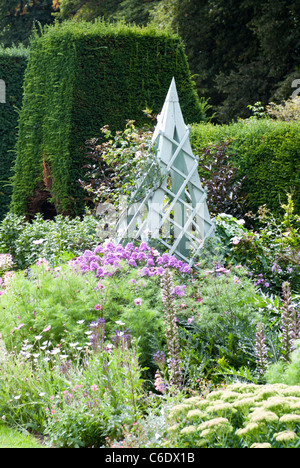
170,404,192,417
184,396,204,405
206,402,237,416
180,425,197,435
281,386,300,397
274,430,298,442
290,401,300,411
167,423,180,434
206,390,226,401
195,399,211,410
249,409,279,424
197,417,233,438
250,443,272,448
186,409,205,420
221,391,242,402
233,397,257,410
262,397,293,416
228,383,258,394
235,422,260,437
256,388,280,401
279,414,300,425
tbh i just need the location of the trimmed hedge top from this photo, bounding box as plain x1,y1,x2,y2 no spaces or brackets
11,20,205,218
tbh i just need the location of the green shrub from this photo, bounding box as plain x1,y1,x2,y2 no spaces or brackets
0,321,145,443
176,266,263,385
11,20,206,218
190,119,300,218
0,45,28,221
265,340,300,386
215,195,300,295
0,263,104,352
266,97,300,122
0,213,100,269
165,382,300,448
45,337,145,448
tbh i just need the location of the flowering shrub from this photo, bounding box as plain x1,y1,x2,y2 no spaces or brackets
0,227,299,447
0,213,100,270
72,240,192,278
165,383,300,448
215,194,300,295
0,319,145,447
0,262,105,353
44,320,145,448
81,121,161,209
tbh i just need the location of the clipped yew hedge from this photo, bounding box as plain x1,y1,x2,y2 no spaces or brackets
11,20,205,218
0,45,28,221
190,119,300,217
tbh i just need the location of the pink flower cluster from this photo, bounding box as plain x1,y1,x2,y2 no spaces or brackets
73,241,192,278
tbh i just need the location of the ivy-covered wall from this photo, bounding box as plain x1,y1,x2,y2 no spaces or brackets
11,20,205,218
0,46,28,221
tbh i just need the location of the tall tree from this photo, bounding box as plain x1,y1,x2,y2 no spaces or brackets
169,0,300,122
0,0,55,46
54,0,160,23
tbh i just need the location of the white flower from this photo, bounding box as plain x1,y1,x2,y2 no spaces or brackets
115,320,125,326
77,320,85,324
33,238,45,245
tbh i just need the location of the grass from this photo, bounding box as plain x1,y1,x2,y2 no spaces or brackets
0,423,45,448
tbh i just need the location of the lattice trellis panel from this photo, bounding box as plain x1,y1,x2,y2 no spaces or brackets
116,78,215,266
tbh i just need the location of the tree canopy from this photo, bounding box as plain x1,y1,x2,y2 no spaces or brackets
0,0,54,46
1,0,299,122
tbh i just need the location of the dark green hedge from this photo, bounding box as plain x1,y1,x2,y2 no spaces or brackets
190,119,300,217
0,45,28,221
11,20,205,218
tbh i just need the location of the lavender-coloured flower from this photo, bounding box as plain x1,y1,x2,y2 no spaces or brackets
171,285,186,297
89,318,105,352
111,328,132,347
153,350,166,368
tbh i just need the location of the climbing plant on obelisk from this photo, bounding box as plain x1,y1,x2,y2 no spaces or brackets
117,78,215,266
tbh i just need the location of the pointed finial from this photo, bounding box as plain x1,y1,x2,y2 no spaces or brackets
165,77,179,103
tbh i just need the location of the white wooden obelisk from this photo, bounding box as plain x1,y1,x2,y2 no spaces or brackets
116,78,215,265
